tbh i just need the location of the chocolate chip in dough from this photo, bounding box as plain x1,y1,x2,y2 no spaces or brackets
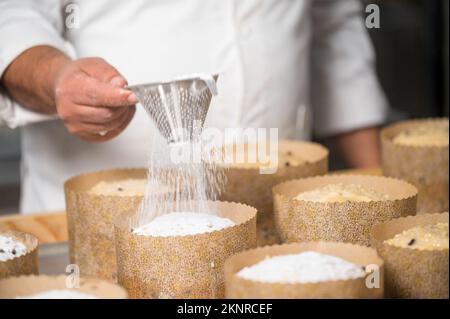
285,162,290,167
117,187,123,192
408,238,416,246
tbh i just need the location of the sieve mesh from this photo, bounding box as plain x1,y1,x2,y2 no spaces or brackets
127,74,218,143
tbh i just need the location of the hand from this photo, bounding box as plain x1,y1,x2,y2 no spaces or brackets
53,57,138,142
332,126,381,168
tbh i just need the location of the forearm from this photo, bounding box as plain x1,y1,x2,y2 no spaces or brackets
1,45,71,114
331,126,381,168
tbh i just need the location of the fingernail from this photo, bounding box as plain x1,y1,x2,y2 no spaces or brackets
127,93,138,104
110,76,126,87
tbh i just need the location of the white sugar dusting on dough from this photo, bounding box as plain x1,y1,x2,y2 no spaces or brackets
237,251,365,284
0,235,27,262
133,212,235,237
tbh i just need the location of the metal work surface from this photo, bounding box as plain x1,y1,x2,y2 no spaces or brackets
38,241,70,275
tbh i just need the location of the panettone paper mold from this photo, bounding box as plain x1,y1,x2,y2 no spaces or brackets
64,168,148,281
114,200,257,299
0,229,38,279
381,118,449,214
224,241,384,299
219,140,329,246
0,275,127,298
371,212,449,299
272,174,418,246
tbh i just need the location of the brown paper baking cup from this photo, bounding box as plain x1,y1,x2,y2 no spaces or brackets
219,140,328,246
0,230,38,279
371,212,449,298
64,168,148,281
114,201,257,299
0,275,127,298
273,175,418,246
381,118,449,214
224,242,384,299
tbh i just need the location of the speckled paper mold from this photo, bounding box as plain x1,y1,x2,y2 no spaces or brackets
64,168,149,281
0,275,127,298
224,242,384,299
381,118,449,214
0,230,38,279
114,201,257,299
219,140,328,246
371,212,449,299
272,175,418,246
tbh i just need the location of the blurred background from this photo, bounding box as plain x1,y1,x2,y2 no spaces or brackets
324,0,449,170
0,0,448,215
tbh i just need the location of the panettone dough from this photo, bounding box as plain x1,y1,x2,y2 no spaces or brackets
385,222,449,250
229,150,306,169
393,123,449,147
89,179,147,196
295,183,390,203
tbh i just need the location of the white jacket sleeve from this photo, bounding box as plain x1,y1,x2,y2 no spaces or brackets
311,0,389,138
0,0,74,128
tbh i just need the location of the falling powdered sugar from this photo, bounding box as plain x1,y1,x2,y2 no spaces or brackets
0,235,27,262
18,289,97,299
133,212,235,237
237,251,365,284
132,74,226,226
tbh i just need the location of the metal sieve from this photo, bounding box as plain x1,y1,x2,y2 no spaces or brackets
127,74,218,143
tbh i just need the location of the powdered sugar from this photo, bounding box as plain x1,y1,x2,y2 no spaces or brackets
18,289,97,299
133,212,235,237
237,251,365,284
0,235,27,262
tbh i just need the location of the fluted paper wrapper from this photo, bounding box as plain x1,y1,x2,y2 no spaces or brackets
381,118,449,214
371,212,449,299
273,175,418,246
219,140,328,246
64,168,147,281
224,242,384,299
114,201,257,299
0,230,38,279
0,275,127,298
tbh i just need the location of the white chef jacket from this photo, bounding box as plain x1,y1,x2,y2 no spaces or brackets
0,0,388,214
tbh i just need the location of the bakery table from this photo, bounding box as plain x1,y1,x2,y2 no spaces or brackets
38,242,70,275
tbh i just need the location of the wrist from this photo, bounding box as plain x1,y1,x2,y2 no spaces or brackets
1,45,71,114
38,48,71,113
